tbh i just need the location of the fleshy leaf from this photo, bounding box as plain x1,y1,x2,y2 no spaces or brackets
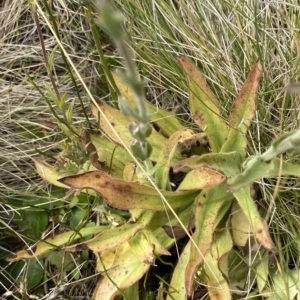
155,128,196,190
59,170,198,211
93,242,150,300
112,71,183,137
230,201,253,247
185,183,233,296
233,187,276,251
177,167,226,191
65,210,153,253
174,152,243,177
260,129,300,161
167,241,190,300
91,101,182,164
255,251,269,293
228,157,300,191
128,230,170,265
221,61,262,154
34,159,69,188
90,134,132,165
204,229,232,300
7,226,107,262
263,269,300,300
177,56,228,152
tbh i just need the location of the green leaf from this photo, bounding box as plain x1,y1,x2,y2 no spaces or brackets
47,44,58,74
65,98,75,124
261,129,300,161
265,269,300,300
228,157,300,191
69,208,86,228
177,56,228,152
221,61,262,154
174,151,243,177
90,134,131,162
130,140,152,161
59,92,67,110
20,258,44,290
44,83,60,107
16,209,48,239
46,250,75,272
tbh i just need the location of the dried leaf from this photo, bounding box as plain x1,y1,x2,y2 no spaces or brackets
59,170,198,211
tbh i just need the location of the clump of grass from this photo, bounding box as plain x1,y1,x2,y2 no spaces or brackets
1,0,300,299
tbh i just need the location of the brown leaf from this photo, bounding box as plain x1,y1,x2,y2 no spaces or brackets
59,171,198,211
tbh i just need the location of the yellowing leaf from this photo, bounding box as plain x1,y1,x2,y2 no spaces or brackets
128,230,170,265
34,159,69,188
221,61,262,154
167,241,190,300
93,242,150,300
174,152,243,177
204,229,232,300
233,187,276,252
177,56,228,152
185,183,234,296
65,210,153,253
264,269,300,300
91,101,182,164
177,167,226,191
7,226,107,262
155,128,196,190
59,170,198,211
123,162,137,181
256,251,269,293
231,201,253,247
112,71,183,137
90,134,132,165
